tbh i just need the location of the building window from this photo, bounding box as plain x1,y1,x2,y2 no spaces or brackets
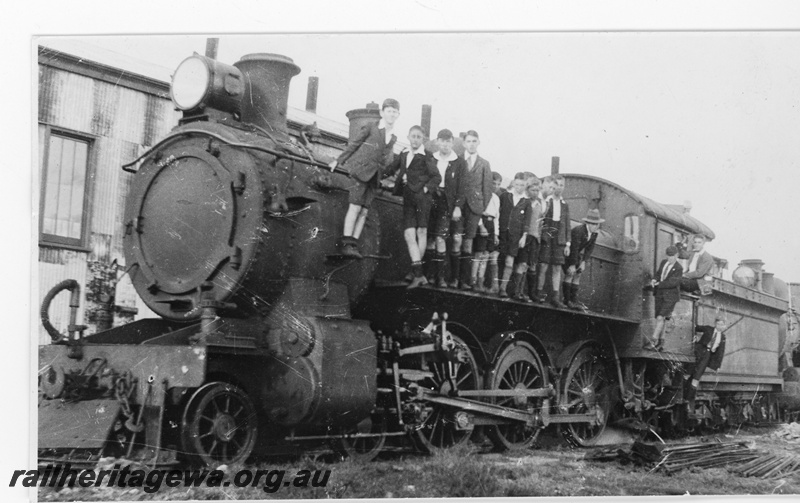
39,125,92,248
623,215,639,253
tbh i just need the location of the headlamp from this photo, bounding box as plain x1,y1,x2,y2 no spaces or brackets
170,54,244,116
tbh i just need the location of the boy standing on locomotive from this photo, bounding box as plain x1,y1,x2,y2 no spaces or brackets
471,181,500,292
518,174,544,302
329,98,399,258
429,129,467,288
383,125,441,288
453,130,494,290
646,245,684,349
497,173,532,298
562,209,604,310
534,174,571,308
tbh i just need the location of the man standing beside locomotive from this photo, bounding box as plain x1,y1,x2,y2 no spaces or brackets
534,174,571,308
452,130,494,290
562,209,604,310
645,245,684,350
329,99,399,258
679,234,714,292
686,317,727,405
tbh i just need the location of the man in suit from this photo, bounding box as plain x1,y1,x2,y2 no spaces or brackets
535,174,571,308
384,126,441,288
429,129,467,288
686,317,727,403
563,209,604,310
679,234,714,292
645,245,684,349
453,130,494,290
329,98,399,258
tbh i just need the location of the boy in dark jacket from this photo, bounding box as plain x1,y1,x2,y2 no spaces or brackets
329,98,399,258
562,209,604,310
497,173,532,298
645,245,684,349
429,129,467,288
686,317,727,403
384,126,441,288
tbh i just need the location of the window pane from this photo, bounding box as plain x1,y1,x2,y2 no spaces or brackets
623,215,639,253
41,133,89,243
43,135,63,236
69,142,87,238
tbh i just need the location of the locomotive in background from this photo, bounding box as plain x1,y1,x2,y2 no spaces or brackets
38,50,800,467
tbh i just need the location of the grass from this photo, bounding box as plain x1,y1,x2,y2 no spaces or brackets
38,428,800,500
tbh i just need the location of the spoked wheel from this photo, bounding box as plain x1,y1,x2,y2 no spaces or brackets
330,417,387,462
413,335,480,453
485,342,547,450
181,382,258,466
560,347,611,446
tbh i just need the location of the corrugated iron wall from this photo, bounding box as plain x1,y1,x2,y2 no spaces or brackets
37,64,178,343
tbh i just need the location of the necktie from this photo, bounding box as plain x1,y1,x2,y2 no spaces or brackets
468,155,475,169
662,263,671,281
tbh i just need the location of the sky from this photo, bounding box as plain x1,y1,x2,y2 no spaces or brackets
38,30,800,283
4,3,800,501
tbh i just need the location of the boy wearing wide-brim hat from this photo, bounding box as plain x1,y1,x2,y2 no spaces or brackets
562,208,604,310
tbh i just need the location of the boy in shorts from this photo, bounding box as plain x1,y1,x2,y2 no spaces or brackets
535,174,571,307
471,182,500,292
329,98,399,258
646,245,684,349
429,129,467,287
516,174,543,302
384,126,441,288
497,173,532,298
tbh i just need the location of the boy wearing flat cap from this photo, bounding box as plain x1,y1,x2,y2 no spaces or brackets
562,208,604,310
429,129,467,287
646,244,684,349
329,98,399,258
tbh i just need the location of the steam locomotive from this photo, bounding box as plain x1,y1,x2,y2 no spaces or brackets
38,51,800,467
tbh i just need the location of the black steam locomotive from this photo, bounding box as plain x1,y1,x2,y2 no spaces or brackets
38,51,800,467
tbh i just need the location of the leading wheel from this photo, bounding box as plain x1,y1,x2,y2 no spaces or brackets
181,382,258,466
330,417,387,462
485,342,547,450
413,335,480,452
560,347,611,446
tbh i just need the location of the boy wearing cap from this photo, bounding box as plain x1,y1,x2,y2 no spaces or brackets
562,209,604,310
329,98,399,258
429,129,467,287
535,174,571,308
646,245,684,349
384,125,441,288
454,130,494,290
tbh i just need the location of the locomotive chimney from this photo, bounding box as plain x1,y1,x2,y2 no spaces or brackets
421,104,432,139
205,38,219,60
306,76,319,114
234,53,301,135
345,102,380,140
551,156,560,175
